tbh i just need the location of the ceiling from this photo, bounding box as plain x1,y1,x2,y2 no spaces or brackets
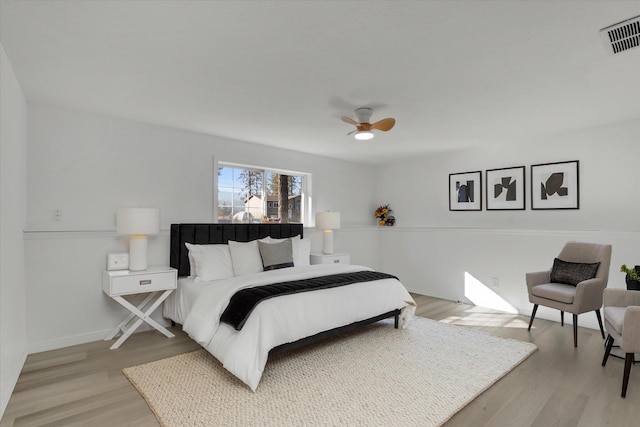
1,1,639,165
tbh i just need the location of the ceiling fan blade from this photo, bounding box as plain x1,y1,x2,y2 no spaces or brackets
371,118,395,132
341,116,360,126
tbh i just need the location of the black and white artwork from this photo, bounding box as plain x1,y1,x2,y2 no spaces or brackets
486,166,525,210
531,160,579,210
449,171,482,211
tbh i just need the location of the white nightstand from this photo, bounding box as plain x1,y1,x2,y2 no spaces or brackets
310,252,351,265
103,266,177,350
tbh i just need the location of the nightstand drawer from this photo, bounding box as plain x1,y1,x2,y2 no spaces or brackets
310,253,351,265
103,268,177,296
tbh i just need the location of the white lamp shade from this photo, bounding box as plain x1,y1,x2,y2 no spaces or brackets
116,208,160,235
316,211,341,230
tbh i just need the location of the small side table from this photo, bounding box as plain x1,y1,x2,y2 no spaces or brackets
103,266,177,350
310,252,351,265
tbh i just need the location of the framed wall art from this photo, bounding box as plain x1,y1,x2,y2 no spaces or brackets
531,160,579,210
486,166,525,210
449,171,482,211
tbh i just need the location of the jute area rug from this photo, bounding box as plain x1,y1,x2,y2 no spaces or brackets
123,317,536,426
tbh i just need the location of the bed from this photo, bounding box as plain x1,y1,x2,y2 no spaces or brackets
164,223,416,390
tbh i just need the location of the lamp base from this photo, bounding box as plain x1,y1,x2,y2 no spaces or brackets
129,234,148,271
322,229,334,254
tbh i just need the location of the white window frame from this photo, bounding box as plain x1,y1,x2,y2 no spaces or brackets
214,160,313,226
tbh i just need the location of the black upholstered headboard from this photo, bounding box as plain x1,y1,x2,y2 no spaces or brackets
170,223,304,277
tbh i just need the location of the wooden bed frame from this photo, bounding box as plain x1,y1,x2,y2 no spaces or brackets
169,223,401,355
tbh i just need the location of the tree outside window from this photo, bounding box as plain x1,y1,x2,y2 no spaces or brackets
217,164,306,224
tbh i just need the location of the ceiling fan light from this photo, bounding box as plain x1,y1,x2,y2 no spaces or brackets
354,130,374,140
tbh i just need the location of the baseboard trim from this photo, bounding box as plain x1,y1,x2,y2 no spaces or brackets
28,330,112,354
0,350,27,420
27,319,172,354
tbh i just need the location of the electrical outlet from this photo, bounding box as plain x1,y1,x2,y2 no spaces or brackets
54,209,62,222
492,277,500,289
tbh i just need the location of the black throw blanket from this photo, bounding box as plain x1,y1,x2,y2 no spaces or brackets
220,270,398,331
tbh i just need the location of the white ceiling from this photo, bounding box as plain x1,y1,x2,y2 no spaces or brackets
1,1,639,165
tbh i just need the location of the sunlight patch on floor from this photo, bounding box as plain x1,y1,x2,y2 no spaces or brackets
439,312,529,328
463,271,519,314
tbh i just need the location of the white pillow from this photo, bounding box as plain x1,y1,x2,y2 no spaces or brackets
270,235,310,266
228,240,264,276
294,238,311,266
187,251,196,278
184,243,234,282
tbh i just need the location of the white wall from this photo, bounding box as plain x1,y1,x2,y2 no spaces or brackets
18,97,640,356
24,103,379,352
376,119,640,329
0,45,28,417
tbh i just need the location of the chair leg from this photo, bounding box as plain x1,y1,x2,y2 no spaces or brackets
595,309,605,339
602,334,614,366
622,353,633,398
573,314,578,347
528,304,538,331
560,311,564,326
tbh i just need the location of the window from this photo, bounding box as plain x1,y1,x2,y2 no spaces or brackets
216,162,310,224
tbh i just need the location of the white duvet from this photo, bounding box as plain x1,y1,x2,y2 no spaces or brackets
173,264,415,391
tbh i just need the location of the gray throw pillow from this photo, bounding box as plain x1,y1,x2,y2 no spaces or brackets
258,239,294,271
550,258,600,286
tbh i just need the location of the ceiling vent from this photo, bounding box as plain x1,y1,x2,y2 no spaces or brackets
600,15,640,55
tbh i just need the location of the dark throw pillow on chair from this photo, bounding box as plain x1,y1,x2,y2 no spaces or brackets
550,258,601,286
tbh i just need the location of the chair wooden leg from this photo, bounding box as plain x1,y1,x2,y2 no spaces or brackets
528,304,538,331
602,334,614,366
561,311,564,326
573,314,578,347
595,309,605,339
622,353,633,398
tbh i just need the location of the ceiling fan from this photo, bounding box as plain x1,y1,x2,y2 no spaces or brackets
341,108,396,140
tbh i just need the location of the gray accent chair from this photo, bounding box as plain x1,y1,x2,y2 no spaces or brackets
526,242,612,347
602,288,640,398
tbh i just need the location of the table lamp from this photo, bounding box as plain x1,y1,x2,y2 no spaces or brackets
316,211,341,254
116,207,160,271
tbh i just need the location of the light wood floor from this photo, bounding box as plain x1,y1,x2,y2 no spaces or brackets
2,294,638,426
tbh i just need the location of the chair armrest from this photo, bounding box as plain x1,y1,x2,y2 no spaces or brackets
573,278,606,312
604,288,640,308
526,270,551,293
622,306,640,353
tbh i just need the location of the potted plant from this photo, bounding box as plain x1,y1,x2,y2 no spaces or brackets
621,264,640,291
